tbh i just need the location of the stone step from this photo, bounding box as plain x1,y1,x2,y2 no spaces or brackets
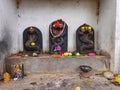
6,55,110,74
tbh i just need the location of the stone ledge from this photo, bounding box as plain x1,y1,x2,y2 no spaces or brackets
6,55,110,74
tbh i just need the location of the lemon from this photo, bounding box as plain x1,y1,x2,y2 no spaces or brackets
88,26,92,31
33,53,38,57
31,42,36,46
64,52,69,56
81,26,85,30
76,53,80,56
68,52,72,56
75,87,81,90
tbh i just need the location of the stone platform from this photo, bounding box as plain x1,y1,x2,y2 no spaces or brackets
6,55,110,74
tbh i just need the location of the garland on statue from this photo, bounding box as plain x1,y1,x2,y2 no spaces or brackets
50,20,66,38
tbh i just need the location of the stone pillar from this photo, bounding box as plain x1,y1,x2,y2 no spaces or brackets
114,0,120,73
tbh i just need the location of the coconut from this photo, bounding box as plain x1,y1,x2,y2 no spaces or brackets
103,72,114,79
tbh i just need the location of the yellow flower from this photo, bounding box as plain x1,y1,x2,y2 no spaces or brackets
3,72,10,82
115,75,120,84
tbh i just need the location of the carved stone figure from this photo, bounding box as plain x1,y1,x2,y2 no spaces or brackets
23,26,43,54
49,19,68,54
76,24,94,54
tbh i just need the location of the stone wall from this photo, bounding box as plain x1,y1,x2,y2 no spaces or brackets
0,0,18,74
0,0,119,73
18,0,98,52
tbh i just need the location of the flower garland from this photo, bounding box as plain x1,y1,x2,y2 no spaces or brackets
50,20,66,38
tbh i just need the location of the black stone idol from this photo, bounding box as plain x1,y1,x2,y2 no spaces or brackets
49,19,68,54
76,24,94,54
23,26,43,54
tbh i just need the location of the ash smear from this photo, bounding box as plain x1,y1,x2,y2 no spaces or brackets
0,30,11,74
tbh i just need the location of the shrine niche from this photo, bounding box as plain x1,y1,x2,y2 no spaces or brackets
76,24,94,54
49,19,68,54
23,26,43,54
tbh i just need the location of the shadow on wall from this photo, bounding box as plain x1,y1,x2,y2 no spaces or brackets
0,29,11,75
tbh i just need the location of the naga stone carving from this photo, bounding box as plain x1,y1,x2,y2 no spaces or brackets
23,26,43,54
49,19,68,54
76,24,94,54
